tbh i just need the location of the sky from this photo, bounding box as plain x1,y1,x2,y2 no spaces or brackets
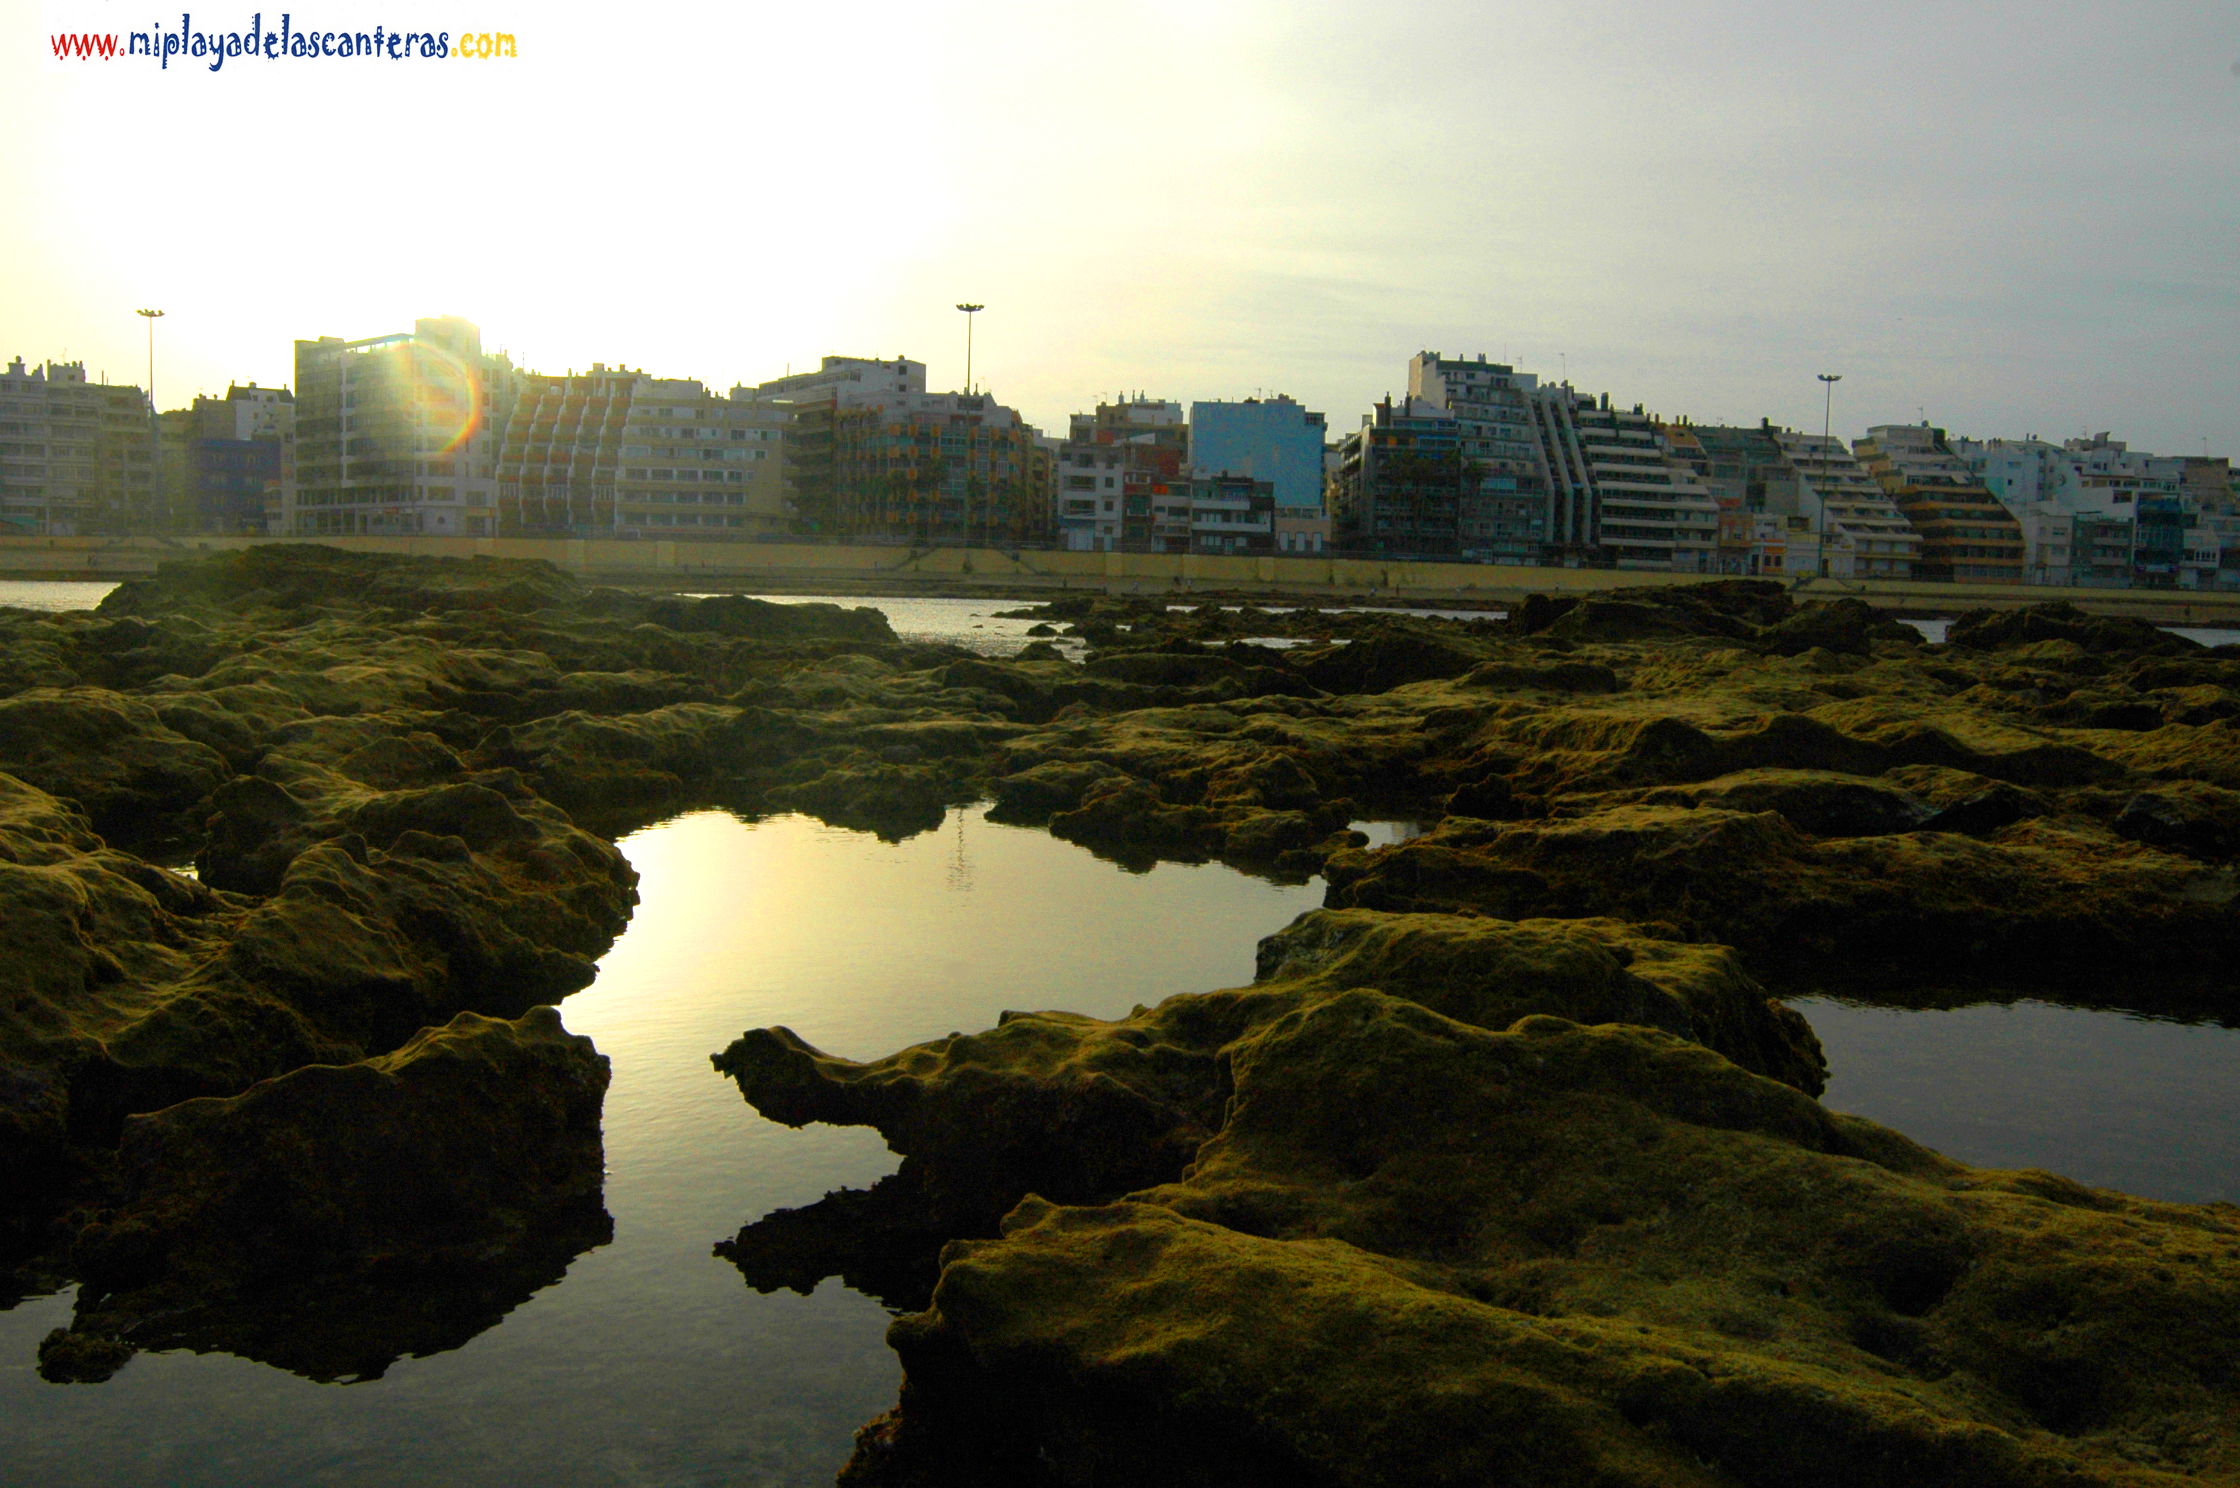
8,0,2238,454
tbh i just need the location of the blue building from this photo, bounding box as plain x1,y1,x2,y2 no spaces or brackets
1188,397,1328,511
193,436,281,533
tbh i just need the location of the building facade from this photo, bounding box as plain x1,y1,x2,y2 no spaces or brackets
1853,424,2024,583
1185,473,1275,555
1332,396,1471,556
829,391,1049,543
169,384,291,534
0,358,158,535
284,317,519,537
1189,396,1328,513
1407,353,1549,564
1056,397,1188,552
493,366,789,538
733,357,927,537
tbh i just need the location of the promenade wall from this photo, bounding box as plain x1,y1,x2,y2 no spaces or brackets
7,533,2240,627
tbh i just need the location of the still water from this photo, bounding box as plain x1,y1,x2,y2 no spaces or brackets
0,808,1325,1486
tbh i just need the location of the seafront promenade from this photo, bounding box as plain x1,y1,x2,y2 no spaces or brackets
6,531,2240,627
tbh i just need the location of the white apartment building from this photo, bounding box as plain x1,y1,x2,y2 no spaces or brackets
1768,429,1920,578
284,317,520,538
1952,432,2198,585
0,358,157,535
1530,390,1720,571
736,356,927,408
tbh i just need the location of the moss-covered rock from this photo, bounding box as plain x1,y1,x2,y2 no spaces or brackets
834,990,2240,1487
47,1006,609,1382
714,910,1825,1241
1323,801,2240,989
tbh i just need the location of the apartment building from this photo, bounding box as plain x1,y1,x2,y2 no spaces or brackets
829,390,1049,543
1529,389,1719,572
1331,395,1469,556
733,357,928,536
1766,428,1920,579
1406,354,1549,564
1663,422,1796,576
1854,424,2024,584
1951,432,2221,587
284,317,519,537
1186,473,1276,555
161,384,292,534
0,358,158,535
1056,397,1188,552
1191,396,1327,504
494,366,788,538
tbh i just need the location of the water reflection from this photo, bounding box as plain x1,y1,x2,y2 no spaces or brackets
0,807,1323,1488
1798,996,2240,1203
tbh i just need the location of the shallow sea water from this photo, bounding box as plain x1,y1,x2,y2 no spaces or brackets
0,808,1325,1486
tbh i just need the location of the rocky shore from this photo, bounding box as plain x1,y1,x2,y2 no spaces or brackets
4,550,2237,1482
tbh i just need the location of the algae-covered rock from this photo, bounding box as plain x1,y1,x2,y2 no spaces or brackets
49,1006,610,1382
837,990,2240,1487
1946,602,2199,657
1324,802,2240,989
0,688,232,845
1255,908,1825,1094
714,910,1824,1243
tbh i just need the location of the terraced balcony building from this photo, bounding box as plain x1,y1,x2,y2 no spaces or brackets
494,368,787,538
1854,424,2023,583
1528,389,1719,572
1768,429,1921,579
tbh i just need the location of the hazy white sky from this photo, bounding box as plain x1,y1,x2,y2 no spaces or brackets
9,0,2237,453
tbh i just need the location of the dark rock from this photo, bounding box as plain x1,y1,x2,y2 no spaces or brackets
1759,598,1923,657
1461,658,1622,693
2112,785,2240,862
1945,602,2199,657
1638,769,1933,838
1443,774,1519,820
1918,783,2039,836
1289,628,1486,693
55,1007,611,1382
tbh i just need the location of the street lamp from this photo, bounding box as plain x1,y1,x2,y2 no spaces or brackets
1816,372,1841,579
137,308,165,536
955,303,983,395
955,303,984,548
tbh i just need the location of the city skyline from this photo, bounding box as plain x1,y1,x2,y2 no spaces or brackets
10,1,2237,454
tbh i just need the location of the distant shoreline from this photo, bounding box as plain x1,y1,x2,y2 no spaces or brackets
5,532,2239,629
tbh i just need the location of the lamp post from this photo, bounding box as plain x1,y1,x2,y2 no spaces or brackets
954,304,984,547
1816,372,1841,579
136,308,165,536
955,303,983,396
